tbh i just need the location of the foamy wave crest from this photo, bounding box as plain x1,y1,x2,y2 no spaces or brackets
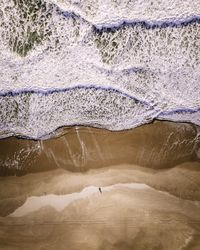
48,0,200,28
0,0,199,139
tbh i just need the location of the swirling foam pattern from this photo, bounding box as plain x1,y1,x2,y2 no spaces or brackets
0,0,200,139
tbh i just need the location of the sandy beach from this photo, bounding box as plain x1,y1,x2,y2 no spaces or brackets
0,162,200,249
0,120,200,249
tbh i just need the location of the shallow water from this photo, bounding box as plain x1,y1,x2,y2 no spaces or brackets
0,121,199,175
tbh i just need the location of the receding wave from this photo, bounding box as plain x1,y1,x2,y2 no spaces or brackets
0,121,199,176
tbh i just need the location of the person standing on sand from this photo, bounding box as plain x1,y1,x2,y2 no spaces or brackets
99,187,102,194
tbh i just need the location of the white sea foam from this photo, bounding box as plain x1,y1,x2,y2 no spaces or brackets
48,0,200,28
0,0,199,138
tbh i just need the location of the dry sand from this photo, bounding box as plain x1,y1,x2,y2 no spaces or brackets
0,162,200,249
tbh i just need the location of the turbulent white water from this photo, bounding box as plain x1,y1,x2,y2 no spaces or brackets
0,0,200,139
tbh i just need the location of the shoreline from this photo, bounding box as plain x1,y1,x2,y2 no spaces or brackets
0,120,199,176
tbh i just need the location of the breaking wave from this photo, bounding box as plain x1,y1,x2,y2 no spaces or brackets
0,0,200,139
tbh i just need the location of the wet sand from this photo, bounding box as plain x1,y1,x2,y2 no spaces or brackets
0,121,199,175
0,121,200,249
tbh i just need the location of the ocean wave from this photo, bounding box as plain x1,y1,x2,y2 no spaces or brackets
55,4,200,30
48,0,200,29
0,0,199,138
0,86,158,139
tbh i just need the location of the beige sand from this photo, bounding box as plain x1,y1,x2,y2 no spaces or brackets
0,163,200,249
